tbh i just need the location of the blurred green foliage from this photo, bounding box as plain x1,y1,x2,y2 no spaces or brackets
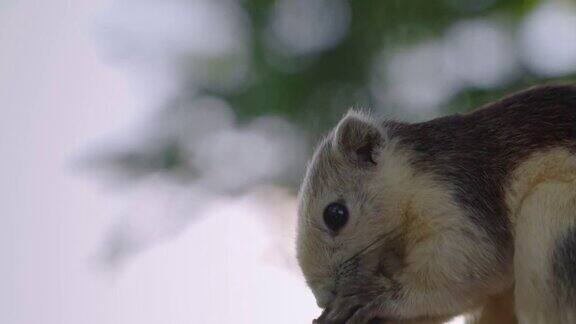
217,0,542,136
93,0,576,187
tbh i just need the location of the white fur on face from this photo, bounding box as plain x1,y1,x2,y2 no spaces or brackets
296,111,403,307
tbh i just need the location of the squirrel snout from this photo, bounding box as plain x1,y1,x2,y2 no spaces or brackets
314,288,337,309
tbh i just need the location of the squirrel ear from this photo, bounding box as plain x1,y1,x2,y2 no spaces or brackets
333,110,383,166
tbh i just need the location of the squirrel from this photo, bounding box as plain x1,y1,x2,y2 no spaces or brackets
296,85,576,324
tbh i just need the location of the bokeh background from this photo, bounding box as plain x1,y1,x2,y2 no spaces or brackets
2,0,576,323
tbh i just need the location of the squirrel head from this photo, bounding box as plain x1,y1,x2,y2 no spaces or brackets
296,110,414,309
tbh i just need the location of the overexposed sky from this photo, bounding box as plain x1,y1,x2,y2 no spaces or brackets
0,0,317,323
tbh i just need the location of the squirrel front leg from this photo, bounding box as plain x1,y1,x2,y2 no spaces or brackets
343,276,468,324
327,230,510,324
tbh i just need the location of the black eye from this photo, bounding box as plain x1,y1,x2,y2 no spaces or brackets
323,202,349,232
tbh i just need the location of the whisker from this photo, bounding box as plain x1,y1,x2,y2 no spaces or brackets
339,233,388,267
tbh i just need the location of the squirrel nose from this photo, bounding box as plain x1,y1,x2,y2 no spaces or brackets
315,289,337,308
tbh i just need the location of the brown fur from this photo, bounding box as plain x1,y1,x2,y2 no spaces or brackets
297,85,576,324
391,85,576,263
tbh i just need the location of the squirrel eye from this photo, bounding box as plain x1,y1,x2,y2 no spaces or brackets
323,202,348,232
